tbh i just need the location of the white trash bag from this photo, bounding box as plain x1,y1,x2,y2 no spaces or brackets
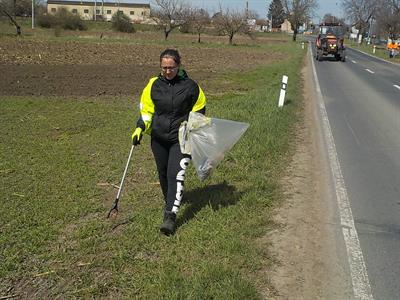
179,112,249,181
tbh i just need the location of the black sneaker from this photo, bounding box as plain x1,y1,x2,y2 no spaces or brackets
160,211,176,235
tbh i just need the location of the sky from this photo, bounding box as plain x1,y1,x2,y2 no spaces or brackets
183,0,344,21
120,0,344,22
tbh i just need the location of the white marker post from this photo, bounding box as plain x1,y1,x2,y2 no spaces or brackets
373,45,376,54
301,42,305,49
278,75,288,107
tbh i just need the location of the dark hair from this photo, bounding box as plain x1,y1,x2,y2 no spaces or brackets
160,49,181,65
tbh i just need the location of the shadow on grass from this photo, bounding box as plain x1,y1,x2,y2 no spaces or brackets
177,181,243,227
284,98,292,105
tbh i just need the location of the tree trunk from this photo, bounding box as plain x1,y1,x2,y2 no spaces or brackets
2,9,21,35
198,32,201,43
164,29,170,40
292,28,298,41
229,33,234,45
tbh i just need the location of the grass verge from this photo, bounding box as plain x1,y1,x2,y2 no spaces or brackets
346,39,400,63
0,39,306,298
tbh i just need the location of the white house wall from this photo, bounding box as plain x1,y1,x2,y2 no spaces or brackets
47,2,150,22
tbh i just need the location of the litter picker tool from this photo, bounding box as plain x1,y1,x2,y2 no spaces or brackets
107,144,135,218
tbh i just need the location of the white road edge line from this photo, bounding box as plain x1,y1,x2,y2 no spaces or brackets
394,84,400,90
365,68,375,74
309,42,374,300
344,117,361,146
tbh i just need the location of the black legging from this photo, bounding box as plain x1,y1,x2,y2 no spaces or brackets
151,138,191,213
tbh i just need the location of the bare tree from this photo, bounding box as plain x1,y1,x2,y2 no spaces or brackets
321,13,345,24
282,0,318,41
1,0,43,17
341,0,378,40
0,0,12,14
374,0,400,38
213,8,252,45
187,8,209,43
151,0,189,40
14,0,31,16
0,0,21,35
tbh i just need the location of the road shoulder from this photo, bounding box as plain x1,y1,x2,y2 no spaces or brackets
263,51,354,299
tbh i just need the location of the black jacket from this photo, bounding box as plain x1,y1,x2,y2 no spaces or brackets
137,69,206,143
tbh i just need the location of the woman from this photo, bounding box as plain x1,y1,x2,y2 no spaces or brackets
131,49,206,235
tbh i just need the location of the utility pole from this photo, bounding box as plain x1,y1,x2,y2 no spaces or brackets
267,11,272,32
270,14,273,32
267,1,272,32
31,0,34,29
94,0,97,21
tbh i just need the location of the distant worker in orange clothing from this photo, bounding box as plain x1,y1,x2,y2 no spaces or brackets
387,39,399,58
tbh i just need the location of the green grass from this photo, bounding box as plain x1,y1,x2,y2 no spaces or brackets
0,34,306,297
346,38,400,63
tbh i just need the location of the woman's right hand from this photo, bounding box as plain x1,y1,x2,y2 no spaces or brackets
131,127,143,145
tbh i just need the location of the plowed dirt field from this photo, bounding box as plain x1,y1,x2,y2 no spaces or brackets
0,34,284,97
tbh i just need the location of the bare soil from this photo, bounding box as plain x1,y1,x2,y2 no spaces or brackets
0,35,282,97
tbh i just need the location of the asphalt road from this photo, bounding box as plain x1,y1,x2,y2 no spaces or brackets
311,44,400,299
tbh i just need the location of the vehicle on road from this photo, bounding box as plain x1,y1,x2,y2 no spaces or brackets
315,22,346,62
